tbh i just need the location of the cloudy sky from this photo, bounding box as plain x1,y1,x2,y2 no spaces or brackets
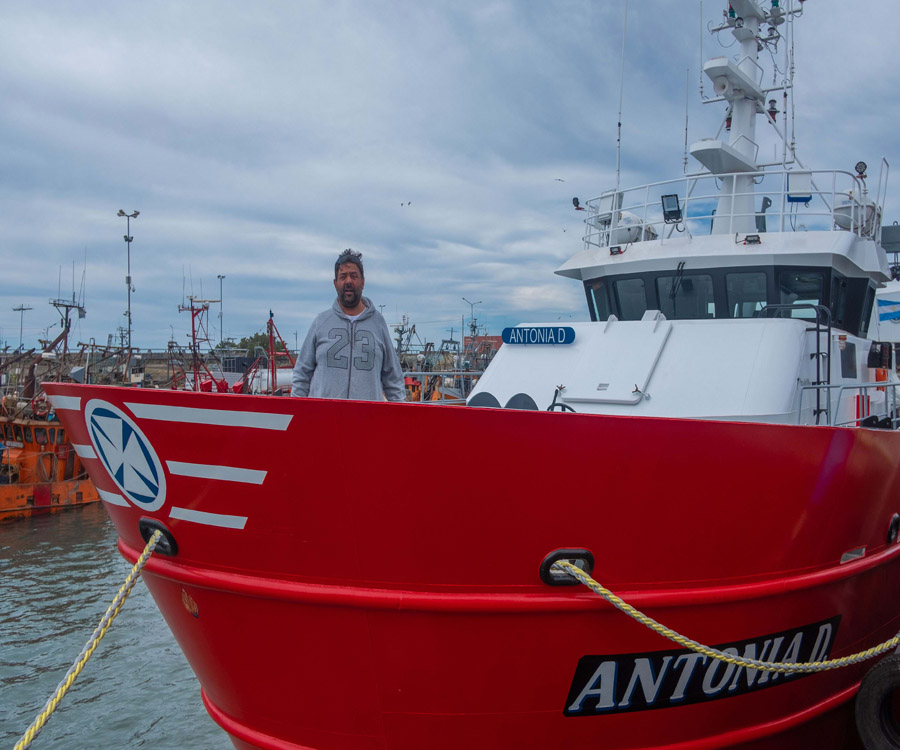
1,0,897,354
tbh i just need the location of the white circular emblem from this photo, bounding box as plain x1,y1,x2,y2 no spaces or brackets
85,399,167,512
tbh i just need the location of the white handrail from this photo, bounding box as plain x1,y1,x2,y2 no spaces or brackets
581,168,885,251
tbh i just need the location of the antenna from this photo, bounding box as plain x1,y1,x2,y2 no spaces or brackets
699,1,706,99
614,0,629,195
683,68,690,174
80,246,87,307
788,1,797,162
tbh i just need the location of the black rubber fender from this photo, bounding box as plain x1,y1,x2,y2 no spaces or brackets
855,654,900,749
504,393,539,410
467,392,501,408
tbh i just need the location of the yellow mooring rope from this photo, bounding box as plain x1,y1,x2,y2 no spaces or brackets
15,530,163,750
553,560,900,674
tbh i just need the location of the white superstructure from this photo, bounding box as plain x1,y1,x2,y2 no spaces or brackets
469,0,898,428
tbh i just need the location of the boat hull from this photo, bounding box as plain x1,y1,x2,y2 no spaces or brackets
45,383,900,749
0,477,99,521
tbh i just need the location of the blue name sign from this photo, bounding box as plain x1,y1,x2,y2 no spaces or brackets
502,326,576,345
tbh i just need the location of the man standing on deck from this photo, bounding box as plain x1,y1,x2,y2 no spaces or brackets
291,249,405,401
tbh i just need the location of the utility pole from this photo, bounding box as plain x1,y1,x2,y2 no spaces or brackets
13,304,33,352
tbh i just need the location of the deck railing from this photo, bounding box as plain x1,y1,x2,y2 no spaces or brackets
583,166,889,250
798,381,900,429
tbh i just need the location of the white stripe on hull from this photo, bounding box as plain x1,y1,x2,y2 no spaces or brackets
166,461,266,485
98,489,129,507
168,507,248,529
46,395,81,411
72,443,96,459
125,403,292,431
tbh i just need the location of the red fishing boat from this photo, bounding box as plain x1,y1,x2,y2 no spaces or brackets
44,1,900,747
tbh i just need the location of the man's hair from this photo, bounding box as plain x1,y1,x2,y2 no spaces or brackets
335,249,364,279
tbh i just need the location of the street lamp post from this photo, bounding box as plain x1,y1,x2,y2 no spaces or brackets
461,297,481,335
117,210,140,353
13,304,33,352
42,322,58,343
217,274,226,348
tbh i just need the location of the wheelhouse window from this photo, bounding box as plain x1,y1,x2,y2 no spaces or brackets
34,428,48,445
656,274,715,319
588,279,612,321
830,276,848,328
778,270,824,319
860,285,875,337
726,272,767,318
23,427,33,443
614,278,647,321
582,265,872,335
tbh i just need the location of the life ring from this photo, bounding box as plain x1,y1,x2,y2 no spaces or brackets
31,396,50,418
855,653,900,749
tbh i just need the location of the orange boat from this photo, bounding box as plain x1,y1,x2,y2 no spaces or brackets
1,295,100,521
0,407,100,522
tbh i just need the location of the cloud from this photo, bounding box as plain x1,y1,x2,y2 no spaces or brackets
0,0,897,353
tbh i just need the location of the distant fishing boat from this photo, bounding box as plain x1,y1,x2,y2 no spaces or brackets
1,299,99,521
0,408,99,521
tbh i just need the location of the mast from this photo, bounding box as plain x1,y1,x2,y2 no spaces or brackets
178,296,222,390
689,0,798,234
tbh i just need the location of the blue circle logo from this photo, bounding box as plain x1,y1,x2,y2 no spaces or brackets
85,399,167,511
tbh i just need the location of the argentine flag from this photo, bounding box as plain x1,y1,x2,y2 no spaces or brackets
878,297,900,322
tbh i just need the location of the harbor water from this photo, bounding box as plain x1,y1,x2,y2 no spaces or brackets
0,503,229,748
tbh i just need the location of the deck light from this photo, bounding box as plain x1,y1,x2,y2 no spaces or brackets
610,246,624,256
661,194,682,224
744,234,762,245
767,99,779,120
855,161,868,178
735,17,744,28
573,197,585,211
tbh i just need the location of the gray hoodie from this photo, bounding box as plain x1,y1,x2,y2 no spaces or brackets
291,297,405,402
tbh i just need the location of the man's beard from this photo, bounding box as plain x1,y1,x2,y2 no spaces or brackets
341,287,361,308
